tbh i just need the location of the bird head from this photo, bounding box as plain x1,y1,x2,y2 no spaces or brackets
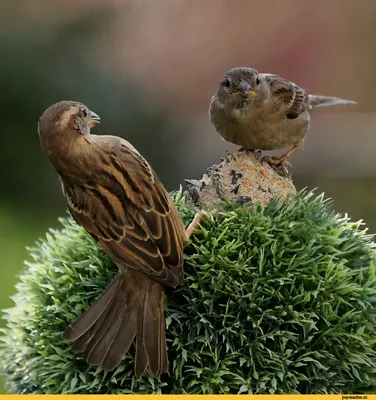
215,67,264,107
38,100,101,164
38,101,100,142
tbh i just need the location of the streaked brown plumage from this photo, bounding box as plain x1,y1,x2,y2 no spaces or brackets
38,100,199,376
209,67,356,164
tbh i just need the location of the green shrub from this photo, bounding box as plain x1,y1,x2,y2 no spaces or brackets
1,191,376,394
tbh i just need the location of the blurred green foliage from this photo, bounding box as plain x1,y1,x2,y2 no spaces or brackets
0,9,191,210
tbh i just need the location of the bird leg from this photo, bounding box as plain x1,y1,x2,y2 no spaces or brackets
262,141,303,166
186,210,218,239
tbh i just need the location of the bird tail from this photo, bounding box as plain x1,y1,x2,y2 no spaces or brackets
62,270,168,376
309,95,357,108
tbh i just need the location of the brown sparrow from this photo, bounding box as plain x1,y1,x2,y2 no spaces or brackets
38,101,204,376
209,67,356,164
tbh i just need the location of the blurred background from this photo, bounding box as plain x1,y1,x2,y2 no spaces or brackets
0,0,375,391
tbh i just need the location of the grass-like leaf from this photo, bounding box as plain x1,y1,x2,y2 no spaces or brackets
1,190,376,394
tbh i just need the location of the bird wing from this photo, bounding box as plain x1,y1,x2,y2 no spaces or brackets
61,136,186,288
261,73,310,119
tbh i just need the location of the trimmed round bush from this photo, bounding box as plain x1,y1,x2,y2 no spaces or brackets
1,191,376,394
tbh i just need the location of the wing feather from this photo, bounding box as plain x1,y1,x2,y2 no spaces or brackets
261,73,310,119
61,136,186,288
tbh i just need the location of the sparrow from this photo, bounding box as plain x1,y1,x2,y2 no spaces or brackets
38,101,205,376
209,67,356,165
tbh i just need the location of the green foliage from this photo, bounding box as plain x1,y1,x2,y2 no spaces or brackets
1,191,376,394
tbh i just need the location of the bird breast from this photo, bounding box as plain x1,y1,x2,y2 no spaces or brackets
217,104,310,150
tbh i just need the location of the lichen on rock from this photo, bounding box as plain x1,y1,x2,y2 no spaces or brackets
184,149,296,208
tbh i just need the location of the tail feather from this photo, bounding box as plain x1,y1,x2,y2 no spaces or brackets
71,309,109,353
84,294,126,365
135,282,168,376
63,273,121,341
100,294,138,370
101,314,137,371
309,94,357,108
70,281,120,353
62,270,168,375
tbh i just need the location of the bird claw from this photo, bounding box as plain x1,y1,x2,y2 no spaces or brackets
262,154,290,165
239,147,256,155
238,148,263,159
261,156,292,178
185,209,218,239
261,155,284,166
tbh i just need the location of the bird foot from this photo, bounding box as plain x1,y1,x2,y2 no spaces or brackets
186,209,218,239
261,156,292,178
238,148,263,161
261,155,285,166
239,147,256,155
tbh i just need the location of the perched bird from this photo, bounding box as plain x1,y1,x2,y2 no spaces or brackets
209,67,356,165
38,101,204,376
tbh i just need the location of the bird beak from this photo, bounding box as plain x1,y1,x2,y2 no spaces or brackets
88,110,101,128
233,80,253,99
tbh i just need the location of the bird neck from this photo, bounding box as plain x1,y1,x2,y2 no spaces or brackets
48,133,95,181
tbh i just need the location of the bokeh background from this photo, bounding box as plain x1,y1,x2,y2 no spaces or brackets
1,0,375,392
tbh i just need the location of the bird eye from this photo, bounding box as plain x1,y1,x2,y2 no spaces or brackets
222,78,231,88
256,76,260,85
81,109,88,118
